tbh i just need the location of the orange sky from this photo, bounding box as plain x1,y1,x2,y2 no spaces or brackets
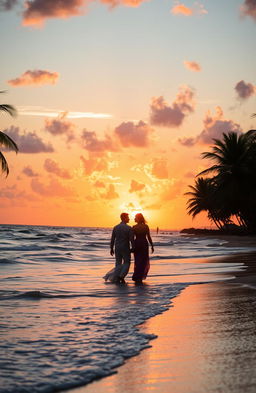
0,0,255,228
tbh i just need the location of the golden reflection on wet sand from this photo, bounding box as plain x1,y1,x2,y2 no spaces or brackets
66,271,256,393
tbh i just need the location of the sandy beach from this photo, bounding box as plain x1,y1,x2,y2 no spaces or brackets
66,252,256,393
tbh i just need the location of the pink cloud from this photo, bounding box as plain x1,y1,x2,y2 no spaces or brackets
44,158,72,179
178,136,195,146
151,158,168,179
183,60,201,72
241,0,256,21
171,1,207,16
129,179,145,193
22,0,85,26
150,86,195,128
22,166,39,177
198,107,242,144
0,184,38,207
31,178,74,197
179,107,242,146
0,0,17,10
8,70,59,87
22,0,147,27
5,126,54,153
80,155,109,175
100,184,119,199
81,129,117,155
115,121,152,147
45,118,75,141
235,80,256,99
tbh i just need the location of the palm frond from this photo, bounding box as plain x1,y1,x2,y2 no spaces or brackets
0,104,17,117
0,151,9,177
197,165,223,177
201,151,223,162
0,131,18,152
245,129,256,139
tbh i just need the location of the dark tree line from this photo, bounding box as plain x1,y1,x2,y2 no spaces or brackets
186,130,256,233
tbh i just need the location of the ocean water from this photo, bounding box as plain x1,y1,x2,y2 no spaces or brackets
0,225,255,393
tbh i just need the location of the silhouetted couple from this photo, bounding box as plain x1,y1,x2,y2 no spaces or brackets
104,212,154,284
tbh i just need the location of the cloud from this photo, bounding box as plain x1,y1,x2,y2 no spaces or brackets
44,158,72,179
18,106,112,119
8,70,59,87
161,179,184,201
22,166,39,177
129,179,145,193
178,136,195,146
80,155,109,175
179,107,242,146
0,185,38,207
144,179,184,210
22,0,147,27
94,180,106,188
183,60,201,72
171,2,192,15
235,80,256,100
115,121,152,147
0,0,17,10
101,0,146,7
31,178,74,197
22,0,85,26
5,126,54,153
171,1,207,16
45,118,75,141
100,184,119,199
184,171,195,178
241,0,256,21
150,86,195,128
144,202,162,210
81,129,117,155
151,158,168,179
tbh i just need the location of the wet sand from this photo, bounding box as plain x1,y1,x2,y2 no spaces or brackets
65,253,256,393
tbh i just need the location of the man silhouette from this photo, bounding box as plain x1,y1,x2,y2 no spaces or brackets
110,212,134,283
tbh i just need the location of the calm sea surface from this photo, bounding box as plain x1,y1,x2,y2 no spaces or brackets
0,225,255,393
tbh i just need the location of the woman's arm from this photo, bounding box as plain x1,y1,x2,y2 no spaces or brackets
146,225,154,253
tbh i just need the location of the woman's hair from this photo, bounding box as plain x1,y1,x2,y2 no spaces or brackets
135,213,147,224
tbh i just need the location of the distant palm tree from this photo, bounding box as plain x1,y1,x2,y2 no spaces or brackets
0,91,18,176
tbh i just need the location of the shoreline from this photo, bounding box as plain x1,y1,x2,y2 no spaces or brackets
64,252,256,393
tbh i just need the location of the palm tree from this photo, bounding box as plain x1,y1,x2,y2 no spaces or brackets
185,177,227,229
194,130,256,231
0,91,18,176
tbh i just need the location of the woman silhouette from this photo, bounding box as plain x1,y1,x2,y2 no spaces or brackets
132,213,154,284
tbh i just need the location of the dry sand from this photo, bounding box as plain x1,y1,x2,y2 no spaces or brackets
65,252,256,393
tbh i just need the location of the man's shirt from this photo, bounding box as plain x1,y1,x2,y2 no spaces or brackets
110,222,134,250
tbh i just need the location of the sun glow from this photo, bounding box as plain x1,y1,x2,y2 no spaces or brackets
119,202,150,222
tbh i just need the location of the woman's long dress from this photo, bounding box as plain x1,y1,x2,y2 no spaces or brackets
132,224,150,282
103,265,122,283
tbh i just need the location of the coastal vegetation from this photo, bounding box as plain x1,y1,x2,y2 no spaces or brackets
186,130,256,234
0,91,18,176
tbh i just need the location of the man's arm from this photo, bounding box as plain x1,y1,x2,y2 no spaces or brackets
129,227,135,252
110,227,116,256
